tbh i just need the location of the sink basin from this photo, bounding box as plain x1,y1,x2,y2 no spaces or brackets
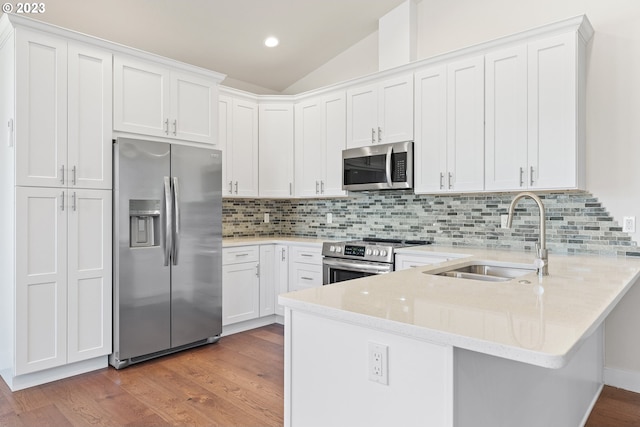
424,261,536,282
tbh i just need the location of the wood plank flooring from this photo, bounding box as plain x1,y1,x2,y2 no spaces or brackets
1,323,639,426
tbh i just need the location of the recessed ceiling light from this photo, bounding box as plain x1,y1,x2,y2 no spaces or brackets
264,36,279,48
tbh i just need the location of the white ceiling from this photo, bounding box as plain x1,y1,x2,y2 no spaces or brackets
3,0,407,93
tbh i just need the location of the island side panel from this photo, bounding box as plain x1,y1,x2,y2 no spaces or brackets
285,309,454,427
454,324,603,427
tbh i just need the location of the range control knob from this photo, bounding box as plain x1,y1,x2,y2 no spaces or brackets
366,249,372,255
380,250,387,257
336,246,342,253
373,249,380,256
329,245,336,252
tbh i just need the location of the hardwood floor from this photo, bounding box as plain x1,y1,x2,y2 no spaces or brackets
0,324,284,427
1,323,639,426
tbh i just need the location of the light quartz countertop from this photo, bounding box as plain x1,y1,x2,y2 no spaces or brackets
223,237,328,248
280,245,640,368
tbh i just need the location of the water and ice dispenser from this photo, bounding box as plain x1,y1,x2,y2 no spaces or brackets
129,199,161,247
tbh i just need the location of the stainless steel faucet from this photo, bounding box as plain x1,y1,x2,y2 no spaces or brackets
506,192,549,276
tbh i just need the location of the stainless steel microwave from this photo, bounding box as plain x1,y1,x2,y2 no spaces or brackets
342,141,413,191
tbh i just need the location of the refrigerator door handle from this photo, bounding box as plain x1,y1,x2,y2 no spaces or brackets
163,176,173,266
172,176,180,265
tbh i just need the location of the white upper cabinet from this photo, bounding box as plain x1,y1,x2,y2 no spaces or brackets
295,91,346,198
259,103,294,198
528,32,583,190
219,94,259,197
346,74,413,148
414,57,484,193
484,45,528,191
15,29,112,190
114,55,218,145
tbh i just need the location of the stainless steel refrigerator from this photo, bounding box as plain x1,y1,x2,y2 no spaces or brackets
110,137,222,369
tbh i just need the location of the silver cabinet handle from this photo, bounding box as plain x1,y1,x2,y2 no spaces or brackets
72,191,76,211
290,182,292,195
530,166,535,186
172,177,180,266
228,181,233,194
173,120,177,136
301,253,313,257
371,128,375,144
378,126,382,142
316,181,319,194
163,177,172,267
60,165,65,185
164,118,169,135
256,263,260,277
301,276,313,281
448,172,453,189
519,167,524,187
72,165,77,185
234,181,238,194
281,248,286,261
320,181,325,194
439,172,444,190
60,191,65,211
235,253,250,258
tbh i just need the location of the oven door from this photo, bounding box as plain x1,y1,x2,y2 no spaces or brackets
322,257,393,285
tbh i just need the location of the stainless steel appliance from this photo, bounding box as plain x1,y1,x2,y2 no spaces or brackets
322,238,428,284
342,141,413,191
111,138,223,369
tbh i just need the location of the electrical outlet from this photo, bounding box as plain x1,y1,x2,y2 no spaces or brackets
368,342,388,385
327,213,333,224
500,214,509,229
623,216,636,233
264,213,269,223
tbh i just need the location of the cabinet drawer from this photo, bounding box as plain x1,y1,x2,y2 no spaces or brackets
223,246,259,265
395,253,468,271
290,245,322,264
289,263,323,291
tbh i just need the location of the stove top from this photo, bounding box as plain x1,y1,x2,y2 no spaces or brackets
322,238,431,264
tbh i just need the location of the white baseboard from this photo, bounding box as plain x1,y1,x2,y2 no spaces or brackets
222,315,278,336
604,367,640,393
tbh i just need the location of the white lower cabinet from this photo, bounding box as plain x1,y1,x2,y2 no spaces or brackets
15,186,111,375
222,246,260,325
288,246,323,291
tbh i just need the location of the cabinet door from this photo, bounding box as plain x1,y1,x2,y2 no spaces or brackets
288,262,323,292
378,74,414,144
259,245,276,317
528,33,577,189
414,65,448,193
113,55,171,138
295,99,323,197
67,189,112,363
172,71,217,145
230,99,259,197
218,95,233,196
321,92,347,196
15,29,67,188
67,43,112,190
485,46,528,191
222,262,260,325
15,187,67,375
346,83,377,148
447,56,485,192
275,245,289,317
259,104,294,197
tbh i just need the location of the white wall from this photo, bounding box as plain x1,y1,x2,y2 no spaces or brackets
284,0,640,383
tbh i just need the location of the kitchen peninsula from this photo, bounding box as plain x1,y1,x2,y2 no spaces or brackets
279,246,640,426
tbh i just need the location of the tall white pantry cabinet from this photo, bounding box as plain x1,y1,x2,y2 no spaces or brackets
0,17,113,391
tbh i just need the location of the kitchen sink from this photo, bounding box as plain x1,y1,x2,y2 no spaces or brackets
424,261,537,282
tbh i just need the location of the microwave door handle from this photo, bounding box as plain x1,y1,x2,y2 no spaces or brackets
163,176,172,266
385,146,393,187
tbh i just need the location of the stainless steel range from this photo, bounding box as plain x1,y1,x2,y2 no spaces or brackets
322,238,429,285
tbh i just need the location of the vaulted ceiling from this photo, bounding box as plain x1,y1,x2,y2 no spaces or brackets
3,0,406,92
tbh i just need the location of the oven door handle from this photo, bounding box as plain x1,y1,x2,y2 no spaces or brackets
323,258,394,275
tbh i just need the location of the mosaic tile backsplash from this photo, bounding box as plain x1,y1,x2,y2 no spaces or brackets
222,191,639,257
